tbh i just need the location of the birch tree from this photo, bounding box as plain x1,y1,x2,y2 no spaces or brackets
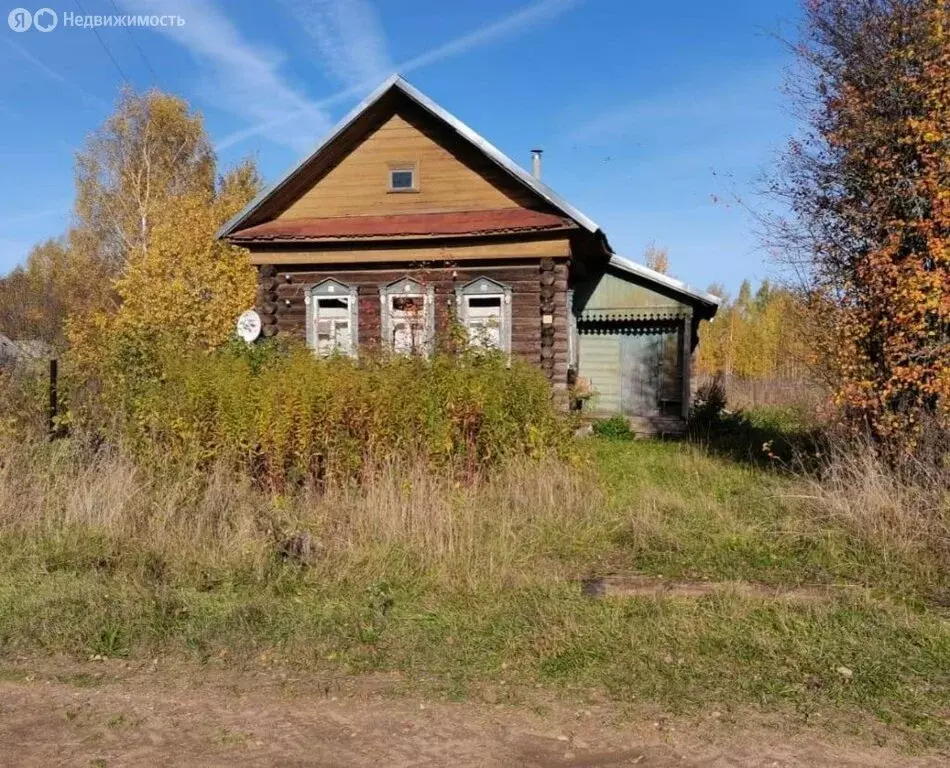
72,88,215,274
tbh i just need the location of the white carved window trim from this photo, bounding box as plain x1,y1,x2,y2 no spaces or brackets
455,277,512,355
380,278,435,355
305,279,359,356
567,288,578,370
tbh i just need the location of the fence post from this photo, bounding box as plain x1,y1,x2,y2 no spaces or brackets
48,358,58,440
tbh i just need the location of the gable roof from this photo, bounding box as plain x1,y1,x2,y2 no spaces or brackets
218,75,719,319
217,74,602,241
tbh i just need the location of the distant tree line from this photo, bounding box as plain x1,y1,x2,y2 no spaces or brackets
695,280,811,387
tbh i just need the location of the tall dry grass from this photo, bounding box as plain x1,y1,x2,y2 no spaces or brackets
694,373,825,414
3,421,950,745
794,435,950,589
0,435,605,587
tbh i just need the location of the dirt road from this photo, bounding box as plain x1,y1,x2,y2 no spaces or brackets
0,660,943,767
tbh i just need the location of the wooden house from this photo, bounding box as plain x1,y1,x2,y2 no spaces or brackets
217,75,719,431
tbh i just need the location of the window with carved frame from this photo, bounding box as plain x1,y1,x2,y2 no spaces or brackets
306,279,359,356
455,277,512,353
380,278,434,355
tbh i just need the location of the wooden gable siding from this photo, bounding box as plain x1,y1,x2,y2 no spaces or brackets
585,272,687,311
276,104,541,221
260,260,569,389
574,267,695,320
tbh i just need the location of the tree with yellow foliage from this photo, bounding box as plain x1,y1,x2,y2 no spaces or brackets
66,92,260,372
769,0,948,447
73,87,216,275
643,242,670,275
1,89,260,365
696,280,813,397
0,238,108,348
111,162,258,348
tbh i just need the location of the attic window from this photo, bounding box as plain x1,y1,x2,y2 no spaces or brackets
389,165,417,192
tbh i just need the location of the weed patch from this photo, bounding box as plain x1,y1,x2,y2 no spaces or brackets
64,346,573,486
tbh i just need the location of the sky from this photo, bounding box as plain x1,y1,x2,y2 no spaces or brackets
0,0,803,295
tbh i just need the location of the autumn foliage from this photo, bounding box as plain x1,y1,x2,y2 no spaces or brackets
696,281,811,385
770,0,949,448
0,89,259,368
66,91,260,374
0,239,107,348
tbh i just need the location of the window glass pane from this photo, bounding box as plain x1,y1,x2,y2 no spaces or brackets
467,296,501,309
390,170,414,189
312,295,353,355
392,296,423,313
335,322,352,353
390,293,427,354
392,321,413,354
468,319,501,349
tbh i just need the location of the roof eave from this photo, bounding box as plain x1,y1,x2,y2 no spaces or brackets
228,227,578,246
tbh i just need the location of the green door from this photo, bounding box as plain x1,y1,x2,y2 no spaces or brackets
578,334,622,414
579,328,682,417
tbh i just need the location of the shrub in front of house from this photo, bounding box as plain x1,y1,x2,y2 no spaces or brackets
72,343,573,486
591,416,634,440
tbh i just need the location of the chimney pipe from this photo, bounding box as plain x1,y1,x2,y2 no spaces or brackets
531,148,543,180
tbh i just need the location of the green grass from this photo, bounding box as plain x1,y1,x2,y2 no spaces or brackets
0,435,948,747
1,564,947,742
589,439,947,599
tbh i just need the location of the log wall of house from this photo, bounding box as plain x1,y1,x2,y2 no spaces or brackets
255,258,570,391
551,261,569,395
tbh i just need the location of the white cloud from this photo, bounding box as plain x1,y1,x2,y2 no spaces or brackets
2,38,111,111
213,0,584,151
400,0,582,74
120,0,331,152
281,0,393,88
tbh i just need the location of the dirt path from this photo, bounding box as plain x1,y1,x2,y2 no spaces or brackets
0,660,943,767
